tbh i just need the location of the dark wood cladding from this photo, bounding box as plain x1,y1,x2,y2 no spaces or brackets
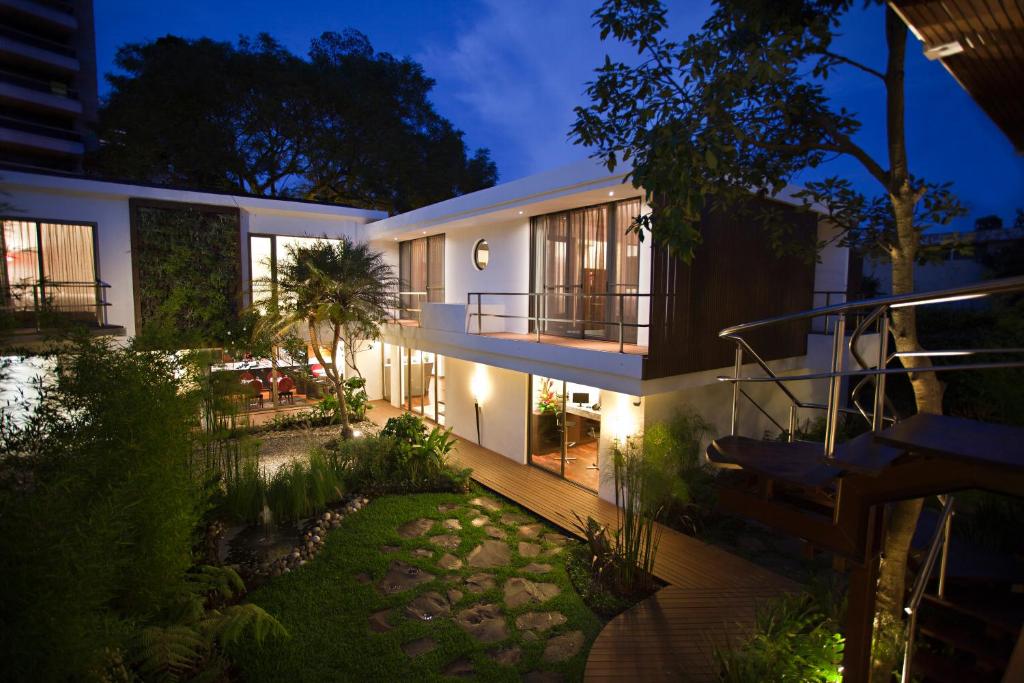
644,198,817,379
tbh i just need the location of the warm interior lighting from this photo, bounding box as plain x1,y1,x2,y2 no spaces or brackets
518,210,524,215
890,293,986,308
470,365,490,404
608,191,615,196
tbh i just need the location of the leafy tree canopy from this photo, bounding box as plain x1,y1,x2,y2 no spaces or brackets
93,30,497,213
571,0,965,263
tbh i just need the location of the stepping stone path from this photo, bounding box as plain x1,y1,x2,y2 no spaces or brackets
381,545,400,554
443,518,462,531
438,553,462,570
518,541,541,558
470,515,489,527
503,577,561,608
464,573,496,593
398,518,435,538
437,503,459,513
488,645,522,666
469,496,502,512
368,608,393,632
447,588,464,604
443,659,475,678
404,591,450,621
467,540,512,568
500,513,531,525
516,611,567,633
522,562,553,574
517,523,543,539
542,630,584,662
429,534,460,550
402,637,437,658
412,548,433,558
455,603,508,643
484,526,506,539
377,561,435,595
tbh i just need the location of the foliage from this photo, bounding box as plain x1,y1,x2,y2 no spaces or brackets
94,31,497,211
953,490,1024,556
643,408,718,535
571,0,965,263
131,204,243,349
230,492,602,682
273,237,396,437
343,376,372,421
564,543,639,619
335,414,470,494
220,450,346,524
535,376,559,414
715,592,844,683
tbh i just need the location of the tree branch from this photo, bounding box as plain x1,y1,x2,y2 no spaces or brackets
822,50,885,80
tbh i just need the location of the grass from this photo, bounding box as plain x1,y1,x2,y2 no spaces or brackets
232,488,603,681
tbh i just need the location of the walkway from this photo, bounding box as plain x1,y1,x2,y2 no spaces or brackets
368,401,799,680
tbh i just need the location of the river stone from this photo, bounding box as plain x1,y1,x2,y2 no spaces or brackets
437,503,459,513
368,608,393,632
499,513,531,525
464,573,496,593
518,542,541,558
442,659,475,678
443,518,462,531
503,577,561,609
467,540,511,568
402,637,437,658
484,526,506,540
455,603,508,643
469,496,502,512
517,523,543,539
542,630,584,662
398,518,435,538
515,611,567,633
412,548,433,558
543,533,570,546
543,546,564,556
378,561,435,595
470,515,489,527
447,588,464,604
523,672,564,683
429,534,461,550
404,591,450,621
522,562,553,574
438,553,463,570
488,645,522,666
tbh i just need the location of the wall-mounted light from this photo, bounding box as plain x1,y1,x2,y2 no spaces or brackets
470,365,490,446
421,230,427,235
632,395,642,407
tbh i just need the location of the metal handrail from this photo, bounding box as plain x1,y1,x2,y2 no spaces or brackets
900,495,955,683
3,279,112,329
466,290,651,353
391,290,427,321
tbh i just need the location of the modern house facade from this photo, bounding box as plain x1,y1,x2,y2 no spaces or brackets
1,159,855,502
0,0,98,171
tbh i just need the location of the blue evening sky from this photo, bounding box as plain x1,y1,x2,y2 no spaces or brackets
94,0,1022,232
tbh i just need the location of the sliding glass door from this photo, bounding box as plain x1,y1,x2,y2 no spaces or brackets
528,374,601,492
398,234,444,321
531,198,641,342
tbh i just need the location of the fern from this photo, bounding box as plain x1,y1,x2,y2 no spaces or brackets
200,604,289,648
129,624,206,682
185,565,245,604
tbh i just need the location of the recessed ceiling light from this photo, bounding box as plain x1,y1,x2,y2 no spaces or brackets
421,230,426,234
518,210,524,215
608,191,615,196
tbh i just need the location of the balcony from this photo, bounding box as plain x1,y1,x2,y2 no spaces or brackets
0,114,83,155
2,279,124,343
0,25,79,73
0,69,81,115
0,0,78,34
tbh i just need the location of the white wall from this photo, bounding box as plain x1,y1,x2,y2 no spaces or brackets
597,388,645,502
444,357,528,463
343,340,384,401
814,218,850,303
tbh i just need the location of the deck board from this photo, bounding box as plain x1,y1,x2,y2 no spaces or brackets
367,401,799,680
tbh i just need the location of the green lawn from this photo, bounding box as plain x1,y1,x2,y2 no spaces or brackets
233,489,603,681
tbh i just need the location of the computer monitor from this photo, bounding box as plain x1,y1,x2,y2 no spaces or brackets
571,392,589,406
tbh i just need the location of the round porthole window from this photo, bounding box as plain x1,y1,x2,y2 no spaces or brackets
473,239,490,271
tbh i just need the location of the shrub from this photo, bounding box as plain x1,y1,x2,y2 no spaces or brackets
643,408,718,535
219,450,345,525
332,413,470,494
343,376,372,421
715,592,844,683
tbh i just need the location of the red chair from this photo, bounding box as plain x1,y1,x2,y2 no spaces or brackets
277,376,295,404
310,363,326,378
248,379,264,409
239,371,256,383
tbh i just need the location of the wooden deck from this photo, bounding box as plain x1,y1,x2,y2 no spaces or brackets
368,401,798,680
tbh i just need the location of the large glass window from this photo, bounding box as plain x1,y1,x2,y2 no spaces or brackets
528,373,600,491
398,234,445,320
249,234,343,304
2,219,97,319
531,198,642,342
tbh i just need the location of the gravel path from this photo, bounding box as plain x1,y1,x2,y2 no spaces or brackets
256,419,381,474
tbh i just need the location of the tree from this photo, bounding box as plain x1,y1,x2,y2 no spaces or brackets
93,30,497,212
274,238,396,438
571,1,965,678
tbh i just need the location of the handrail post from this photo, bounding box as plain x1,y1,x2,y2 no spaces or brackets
535,293,541,342
788,405,797,443
618,294,625,353
872,313,890,431
824,312,846,458
730,344,743,436
477,293,482,335
938,498,953,599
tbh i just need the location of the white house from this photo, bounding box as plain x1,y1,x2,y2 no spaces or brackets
1,160,854,502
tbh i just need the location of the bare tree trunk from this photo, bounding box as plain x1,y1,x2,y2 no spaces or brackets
270,342,280,411
308,319,352,439
870,13,947,678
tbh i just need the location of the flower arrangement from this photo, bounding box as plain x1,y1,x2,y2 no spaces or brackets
536,377,560,414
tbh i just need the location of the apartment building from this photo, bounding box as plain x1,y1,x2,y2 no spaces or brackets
1,160,854,503
0,0,98,171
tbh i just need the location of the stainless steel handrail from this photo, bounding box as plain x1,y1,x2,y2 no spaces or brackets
466,290,651,353
3,279,112,328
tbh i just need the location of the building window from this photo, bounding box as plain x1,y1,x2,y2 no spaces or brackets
1,219,98,318
249,234,345,304
398,234,445,320
473,239,490,270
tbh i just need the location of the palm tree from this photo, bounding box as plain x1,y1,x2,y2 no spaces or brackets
275,238,397,438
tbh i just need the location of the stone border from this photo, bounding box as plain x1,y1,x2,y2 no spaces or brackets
255,494,370,578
